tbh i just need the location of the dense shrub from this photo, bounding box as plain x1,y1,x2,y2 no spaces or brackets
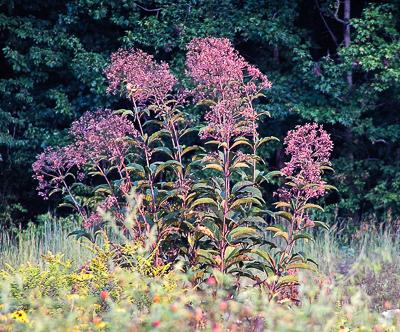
32,37,334,301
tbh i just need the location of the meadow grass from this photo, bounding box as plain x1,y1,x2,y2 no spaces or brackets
0,217,92,269
1,220,400,331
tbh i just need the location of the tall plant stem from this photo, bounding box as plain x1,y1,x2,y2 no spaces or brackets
220,143,231,273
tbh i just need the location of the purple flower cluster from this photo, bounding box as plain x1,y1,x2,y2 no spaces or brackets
104,48,176,104
83,195,120,229
278,123,333,202
70,109,137,163
186,37,272,142
32,109,137,200
186,37,247,92
32,146,76,199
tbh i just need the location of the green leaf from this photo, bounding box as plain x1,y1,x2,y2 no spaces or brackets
273,231,289,242
232,162,250,169
251,249,276,270
300,203,324,212
231,139,252,149
148,129,169,145
256,136,279,148
274,201,291,208
67,229,93,242
204,140,221,145
277,275,299,287
265,170,283,179
293,233,315,242
229,226,257,240
127,163,146,178
154,160,182,177
196,225,216,239
286,262,317,272
265,225,285,233
275,211,293,221
181,145,201,157
190,197,217,209
204,164,224,172
313,221,330,230
324,184,338,191
230,197,261,210
153,146,173,158
320,165,335,172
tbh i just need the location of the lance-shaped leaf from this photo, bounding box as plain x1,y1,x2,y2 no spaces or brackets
251,248,276,271
300,203,324,212
231,139,252,149
273,201,291,209
228,226,257,240
324,184,338,191
230,197,262,210
154,160,182,177
181,145,202,157
153,146,173,158
293,232,315,243
94,184,112,195
232,181,253,193
204,163,224,172
126,163,146,178
232,161,250,169
256,136,279,148
276,275,299,288
273,231,289,242
286,262,317,272
190,197,218,209
196,249,218,264
196,225,216,239
68,229,94,242
148,129,170,145
275,211,293,221
181,126,201,137
313,220,330,230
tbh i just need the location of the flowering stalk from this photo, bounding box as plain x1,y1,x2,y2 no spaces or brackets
33,109,142,232
186,37,272,275
105,47,196,263
260,123,334,301
32,146,86,220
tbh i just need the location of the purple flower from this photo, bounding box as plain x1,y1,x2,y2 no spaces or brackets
278,123,333,202
105,48,176,104
32,146,77,199
70,109,137,164
186,37,271,142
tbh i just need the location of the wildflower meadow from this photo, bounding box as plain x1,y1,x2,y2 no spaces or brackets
1,1,400,331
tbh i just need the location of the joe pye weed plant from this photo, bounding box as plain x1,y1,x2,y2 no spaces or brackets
5,36,383,331
32,37,335,299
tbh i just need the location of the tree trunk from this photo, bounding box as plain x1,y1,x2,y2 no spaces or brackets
344,0,352,87
273,45,280,65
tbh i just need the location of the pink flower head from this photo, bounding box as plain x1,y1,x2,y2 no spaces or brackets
83,212,102,229
105,48,176,104
186,37,271,143
186,37,247,93
70,109,137,164
186,37,271,98
32,145,78,199
278,123,333,201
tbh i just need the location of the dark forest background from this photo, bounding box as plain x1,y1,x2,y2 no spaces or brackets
1,0,399,228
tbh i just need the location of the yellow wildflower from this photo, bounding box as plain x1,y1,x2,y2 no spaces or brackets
11,310,29,324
